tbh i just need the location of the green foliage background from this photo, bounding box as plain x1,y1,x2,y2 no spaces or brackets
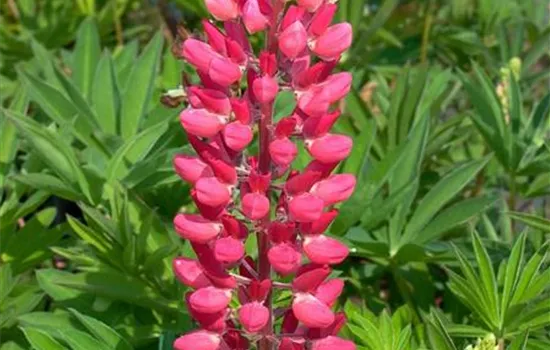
0,0,549,349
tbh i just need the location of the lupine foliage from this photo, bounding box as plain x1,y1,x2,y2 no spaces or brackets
0,0,549,350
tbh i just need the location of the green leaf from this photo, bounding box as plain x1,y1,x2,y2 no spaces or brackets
92,52,119,135
500,233,526,325
401,156,490,245
119,32,163,139
507,212,550,232
419,195,497,244
72,17,101,100
0,88,27,188
471,232,499,326
3,110,91,201
35,269,177,314
106,122,169,182
68,309,132,350
21,328,66,350
273,91,296,122
511,243,548,305
426,311,457,350
66,215,115,255
12,173,85,202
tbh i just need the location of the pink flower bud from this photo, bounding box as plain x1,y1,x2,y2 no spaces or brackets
314,279,344,307
307,134,353,163
225,38,247,65
202,20,227,55
214,236,245,264
269,138,298,166
303,109,341,138
303,235,349,265
223,122,253,151
252,75,279,103
242,192,270,220
238,302,269,333
292,264,331,292
292,293,335,328
321,72,353,103
195,177,232,207
268,222,296,243
309,3,338,36
310,174,356,205
311,336,356,350
260,51,278,76
188,87,232,115
182,39,217,72
193,243,237,289
189,287,232,314
174,214,222,243
173,331,222,350
189,135,238,185
279,21,307,59
275,117,298,138
281,5,306,31
297,89,331,117
224,21,251,52
205,0,239,21
180,108,226,138
242,0,269,34
173,155,213,185
296,0,324,12
208,57,242,87
310,23,353,61
230,98,251,124
279,338,305,350
173,258,212,289
222,215,249,239
268,243,302,275
299,209,338,235
288,193,324,222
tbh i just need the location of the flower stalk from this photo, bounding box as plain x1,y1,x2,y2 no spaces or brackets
171,1,356,349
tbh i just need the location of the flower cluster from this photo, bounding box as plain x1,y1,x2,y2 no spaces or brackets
171,1,356,349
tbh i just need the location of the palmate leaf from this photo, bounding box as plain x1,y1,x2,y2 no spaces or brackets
426,311,458,350
35,269,177,315
68,308,132,350
507,212,550,232
400,156,490,247
2,109,93,202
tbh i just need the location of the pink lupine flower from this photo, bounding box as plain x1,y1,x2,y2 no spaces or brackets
270,137,298,166
311,336,356,350
173,331,224,350
310,174,357,205
253,75,279,103
195,177,232,207
310,23,353,61
214,236,245,264
292,293,335,328
180,108,226,138
173,258,211,289
297,0,324,12
303,234,350,265
173,155,212,185
205,0,239,21
242,0,269,34
288,193,325,222
306,134,353,163
189,286,232,314
174,214,222,243
223,122,253,151
238,301,269,333
279,21,308,59
172,1,356,349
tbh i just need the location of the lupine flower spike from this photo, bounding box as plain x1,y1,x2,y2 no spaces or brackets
172,1,355,349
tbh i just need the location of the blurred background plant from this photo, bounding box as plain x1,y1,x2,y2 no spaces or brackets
0,0,549,349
